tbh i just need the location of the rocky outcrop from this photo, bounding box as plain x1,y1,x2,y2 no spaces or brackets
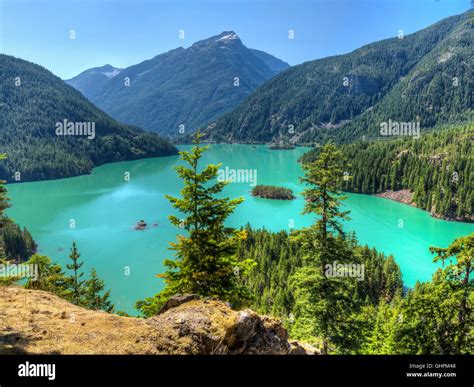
375,189,473,222
375,189,414,206
0,287,315,355
148,296,298,355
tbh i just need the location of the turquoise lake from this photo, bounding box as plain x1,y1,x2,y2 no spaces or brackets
6,144,474,314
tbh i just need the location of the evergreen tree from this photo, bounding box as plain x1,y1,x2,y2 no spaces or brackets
429,233,473,352
299,143,350,245
25,254,70,299
388,271,470,354
367,295,403,354
3,222,37,261
66,241,85,305
0,154,11,260
365,234,473,355
25,253,115,312
136,133,255,317
290,144,357,354
83,268,114,312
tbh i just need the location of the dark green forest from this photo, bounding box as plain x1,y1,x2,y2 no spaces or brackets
302,124,473,221
237,226,403,318
238,228,473,355
3,221,36,262
0,54,177,183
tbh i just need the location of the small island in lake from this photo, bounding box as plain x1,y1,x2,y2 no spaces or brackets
134,220,147,230
251,185,296,200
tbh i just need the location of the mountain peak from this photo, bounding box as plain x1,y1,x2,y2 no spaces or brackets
67,64,122,80
215,31,240,42
66,30,289,136
207,11,470,144
65,64,123,98
191,31,242,48
98,65,122,79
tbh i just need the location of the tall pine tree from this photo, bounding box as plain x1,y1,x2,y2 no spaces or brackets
66,241,84,305
136,133,255,317
429,233,473,352
0,154,11,260
290,144,358,354
83,268,114,312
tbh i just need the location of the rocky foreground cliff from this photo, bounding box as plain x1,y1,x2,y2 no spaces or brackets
0,287,315,355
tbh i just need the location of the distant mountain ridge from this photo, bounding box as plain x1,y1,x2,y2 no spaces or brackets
206,11,472,144
66,32,289,137
65,64,122,100
249,49,290,74
0,55,177,183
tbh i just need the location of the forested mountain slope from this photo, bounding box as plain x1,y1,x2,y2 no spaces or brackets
73,32,289,137
0,55,177,183
301,123,473,221
206,11,472,144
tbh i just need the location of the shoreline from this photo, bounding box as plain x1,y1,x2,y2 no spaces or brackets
4,152,180,186
374,189,473,224
6,143,473,225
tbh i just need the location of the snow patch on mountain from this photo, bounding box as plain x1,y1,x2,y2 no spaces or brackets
217,32,239,42
103,68,122,79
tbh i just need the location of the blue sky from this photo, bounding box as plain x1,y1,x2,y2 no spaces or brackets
0,0,471,79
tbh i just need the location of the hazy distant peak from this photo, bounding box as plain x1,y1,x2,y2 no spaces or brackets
66,30,290,136
101,64,115,70
103,67,122,79
216,31,239,42
64,64,123,99
192,31,242,48
249,49,290,74
68,64,122,79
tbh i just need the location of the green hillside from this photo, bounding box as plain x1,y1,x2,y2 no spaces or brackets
0,55,177,183
206,12,472,144
301,123,473,221
75,32,289,137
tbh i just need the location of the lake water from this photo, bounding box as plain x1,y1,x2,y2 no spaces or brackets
6,144,474,314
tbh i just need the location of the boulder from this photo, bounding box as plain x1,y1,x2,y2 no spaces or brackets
157,294,199,315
